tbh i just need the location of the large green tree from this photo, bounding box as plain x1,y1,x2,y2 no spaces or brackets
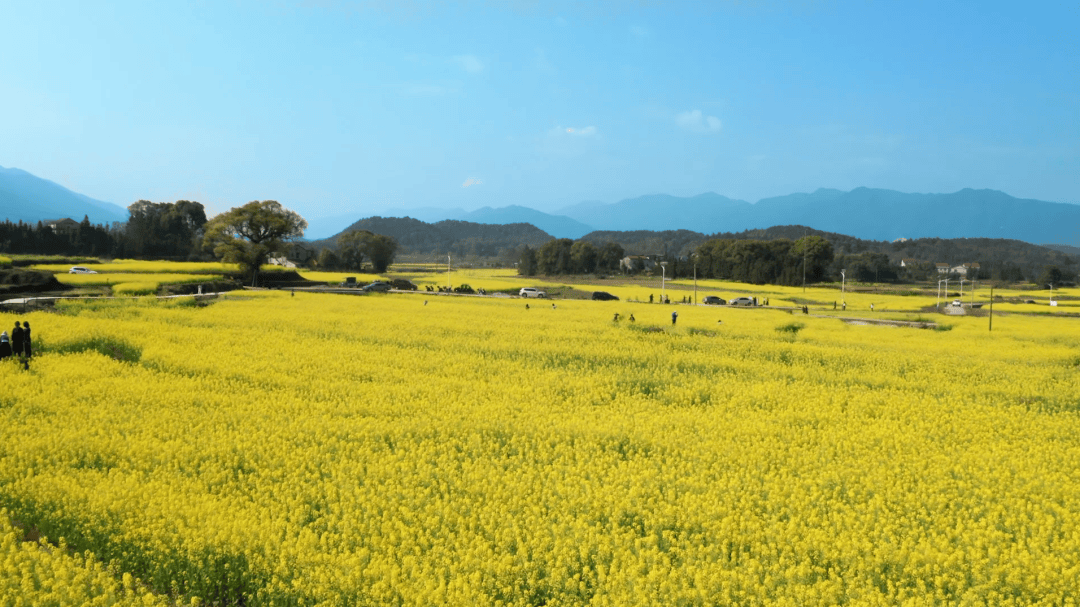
791,235,835,283
517,246,538,276
126,200,208,258
365,234,399,273
596,242,625,273
334,229,399,273
336,230,372,271
202,200,306,286
537,238,573,275
570,240,599,274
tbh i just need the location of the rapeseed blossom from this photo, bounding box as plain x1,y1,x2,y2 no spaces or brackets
0,291,1078,605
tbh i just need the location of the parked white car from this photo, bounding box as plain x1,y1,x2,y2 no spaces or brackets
729,296,754,306
951,299,963,307
69,266,98,274
519,287,547,298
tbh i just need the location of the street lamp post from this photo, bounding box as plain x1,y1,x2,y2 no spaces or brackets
936,278,952,308
691,253,699,304
660,262,668,303
447,254,451,291
840,269,846,305
959,277,965,302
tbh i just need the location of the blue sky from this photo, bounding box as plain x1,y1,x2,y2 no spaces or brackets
2,0,1077,222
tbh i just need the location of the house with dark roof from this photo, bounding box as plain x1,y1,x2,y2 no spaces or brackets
620,255,656,274
44,218,79,235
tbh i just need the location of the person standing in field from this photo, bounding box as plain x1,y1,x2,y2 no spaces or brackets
11,322,24,358
671,310,678,325
0,332,11,360
21,322,30,358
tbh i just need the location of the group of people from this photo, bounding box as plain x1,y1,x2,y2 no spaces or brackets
0,321,31,365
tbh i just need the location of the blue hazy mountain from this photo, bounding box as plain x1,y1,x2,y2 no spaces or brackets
556,192,753,233
5,164,1078,246
459,205,594,239
749,187,1080,244
0,165,128,225
557,188,1080,245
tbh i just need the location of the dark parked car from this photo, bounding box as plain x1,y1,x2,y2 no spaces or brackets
361,281,392,293
389,279,417,291
702,295,726,305
591,291,619,301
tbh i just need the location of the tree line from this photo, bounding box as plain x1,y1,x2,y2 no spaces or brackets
0,200,209,259
1,199,401,285
516,234,837,286
516,239,626,276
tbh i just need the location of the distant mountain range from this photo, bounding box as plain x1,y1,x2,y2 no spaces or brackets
348,188,1080,245
3,165,1078,246
0,165,128,225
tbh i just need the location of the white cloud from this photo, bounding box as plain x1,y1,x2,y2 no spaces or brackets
461,178,483,188
676,109,722,133
451,54,484,73
565,126,598,136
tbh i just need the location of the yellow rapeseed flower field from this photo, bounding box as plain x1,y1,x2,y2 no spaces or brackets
1,290,1079,605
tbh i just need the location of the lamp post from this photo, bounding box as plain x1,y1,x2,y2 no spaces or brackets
447,254,451,291
959,277,965,302
840,269,846,305
1049,283,1054,306
692,254,698,305
660,261,668,303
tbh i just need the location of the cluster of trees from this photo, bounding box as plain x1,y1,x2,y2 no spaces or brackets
0,198,412,285
316,230,399,273
515,234,855,287
126,200,208,258
516,239,625,276
0,200,210,259
693,236,834,285
0,216,115,256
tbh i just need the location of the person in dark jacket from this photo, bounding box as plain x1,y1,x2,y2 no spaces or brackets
11,322,24,357
0,332,11,360
22,322,31,358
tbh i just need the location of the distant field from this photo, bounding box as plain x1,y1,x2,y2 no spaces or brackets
31,259,289,275
20,259,1078,317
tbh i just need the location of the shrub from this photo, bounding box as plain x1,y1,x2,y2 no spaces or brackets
775,322,806,335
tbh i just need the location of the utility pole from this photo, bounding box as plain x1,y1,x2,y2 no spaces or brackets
691,253,699,302
802,230,807,293
989,286,994,332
